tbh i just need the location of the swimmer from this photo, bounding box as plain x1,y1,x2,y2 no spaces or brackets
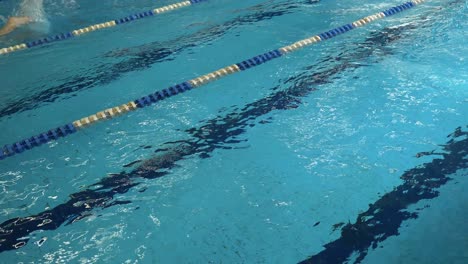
0,16,32,36
0,0,48,36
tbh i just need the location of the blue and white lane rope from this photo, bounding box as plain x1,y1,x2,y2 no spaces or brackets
0,0,208,56
0,0,426,160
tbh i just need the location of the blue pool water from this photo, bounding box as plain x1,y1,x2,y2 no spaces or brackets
0,0,467,263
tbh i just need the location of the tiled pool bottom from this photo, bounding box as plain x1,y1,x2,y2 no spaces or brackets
0,0,467,263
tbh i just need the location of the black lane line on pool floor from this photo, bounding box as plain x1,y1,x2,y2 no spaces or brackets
299,127,468,264
0,0,317,119
1,127,466,254
0,6,462,253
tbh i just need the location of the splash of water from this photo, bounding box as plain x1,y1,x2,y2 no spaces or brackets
14,0,50,33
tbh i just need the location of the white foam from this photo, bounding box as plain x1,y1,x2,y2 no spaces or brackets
14,0,50,33
15,0,46,22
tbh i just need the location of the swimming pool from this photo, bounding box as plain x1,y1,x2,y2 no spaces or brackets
0,0,467,263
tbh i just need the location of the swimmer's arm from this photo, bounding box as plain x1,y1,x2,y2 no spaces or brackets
0,17,31,36
0,19,17,36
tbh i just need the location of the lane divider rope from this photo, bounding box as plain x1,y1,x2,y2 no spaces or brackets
0,0,426,160
0,0,208,56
